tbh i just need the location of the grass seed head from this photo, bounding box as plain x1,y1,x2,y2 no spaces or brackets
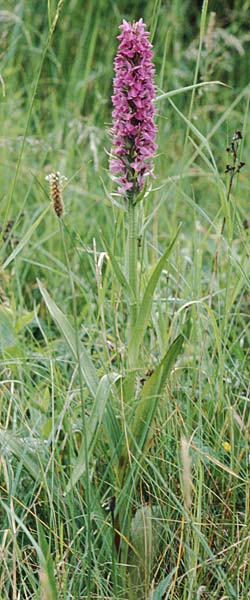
45,171,67,217
205,12,216,52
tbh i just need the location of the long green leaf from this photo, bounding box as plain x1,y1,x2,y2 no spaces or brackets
2,206,50,270
152,567,178,599
117,335,184,549
2,501,44,561
128,227,180,366
131,335,184,454
119,335,184,473
160,333,184,386
103,399,123,465
66,373,121,492
101,234,134,300
0,307,16,349
37,522,58,600
155,80,227,102
2,502,58,600
0,428,50,485
167,96,217,172
37,279,99,397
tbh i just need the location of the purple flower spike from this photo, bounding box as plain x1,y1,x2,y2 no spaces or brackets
110,18,157,199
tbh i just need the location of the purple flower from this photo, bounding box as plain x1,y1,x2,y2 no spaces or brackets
110,19,157,199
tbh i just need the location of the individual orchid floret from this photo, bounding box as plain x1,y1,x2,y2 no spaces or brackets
110,18,157,200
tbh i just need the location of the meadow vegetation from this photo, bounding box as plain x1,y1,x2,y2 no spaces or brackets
0,1,250,598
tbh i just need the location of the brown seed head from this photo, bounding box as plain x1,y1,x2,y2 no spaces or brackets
45,171,66,217
205,12,216,52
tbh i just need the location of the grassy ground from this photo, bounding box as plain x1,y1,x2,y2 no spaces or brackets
1,1,250,599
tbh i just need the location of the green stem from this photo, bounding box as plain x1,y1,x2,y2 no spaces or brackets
59,220,92,597
124,198,138,416
118,198,139,565
128,199,138,338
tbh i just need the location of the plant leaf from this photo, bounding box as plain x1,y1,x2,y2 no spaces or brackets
15,308,36,333
167,96,217,172
159,333,184,388
155,80,227,102
37,521,58,600
0,307,16,349
134,181,148,205
131,335,184,454
101,234,134,300
66,373,121,492
2,502,58,600
152,567,178,599
119,335,184,476
103,399,123,466
2,206,50,270
128,226,180,366
1,501,44,561
0,428,50,485
37,279,99,398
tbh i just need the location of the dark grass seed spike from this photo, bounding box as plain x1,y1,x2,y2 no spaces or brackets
45,171,66,217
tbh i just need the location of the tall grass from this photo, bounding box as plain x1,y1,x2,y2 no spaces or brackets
0,1,250,599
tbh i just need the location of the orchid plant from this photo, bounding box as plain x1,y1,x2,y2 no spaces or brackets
41,18,184,595
107,19,184,570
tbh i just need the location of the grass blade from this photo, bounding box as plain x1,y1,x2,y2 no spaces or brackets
0,428,50,485
2,502,58,600
156,80,227,102
167,96,217,172
37,279,99,397
66,373,121,492
1,206,50,270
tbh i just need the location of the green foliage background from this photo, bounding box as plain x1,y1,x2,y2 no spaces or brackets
1,1,250,599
